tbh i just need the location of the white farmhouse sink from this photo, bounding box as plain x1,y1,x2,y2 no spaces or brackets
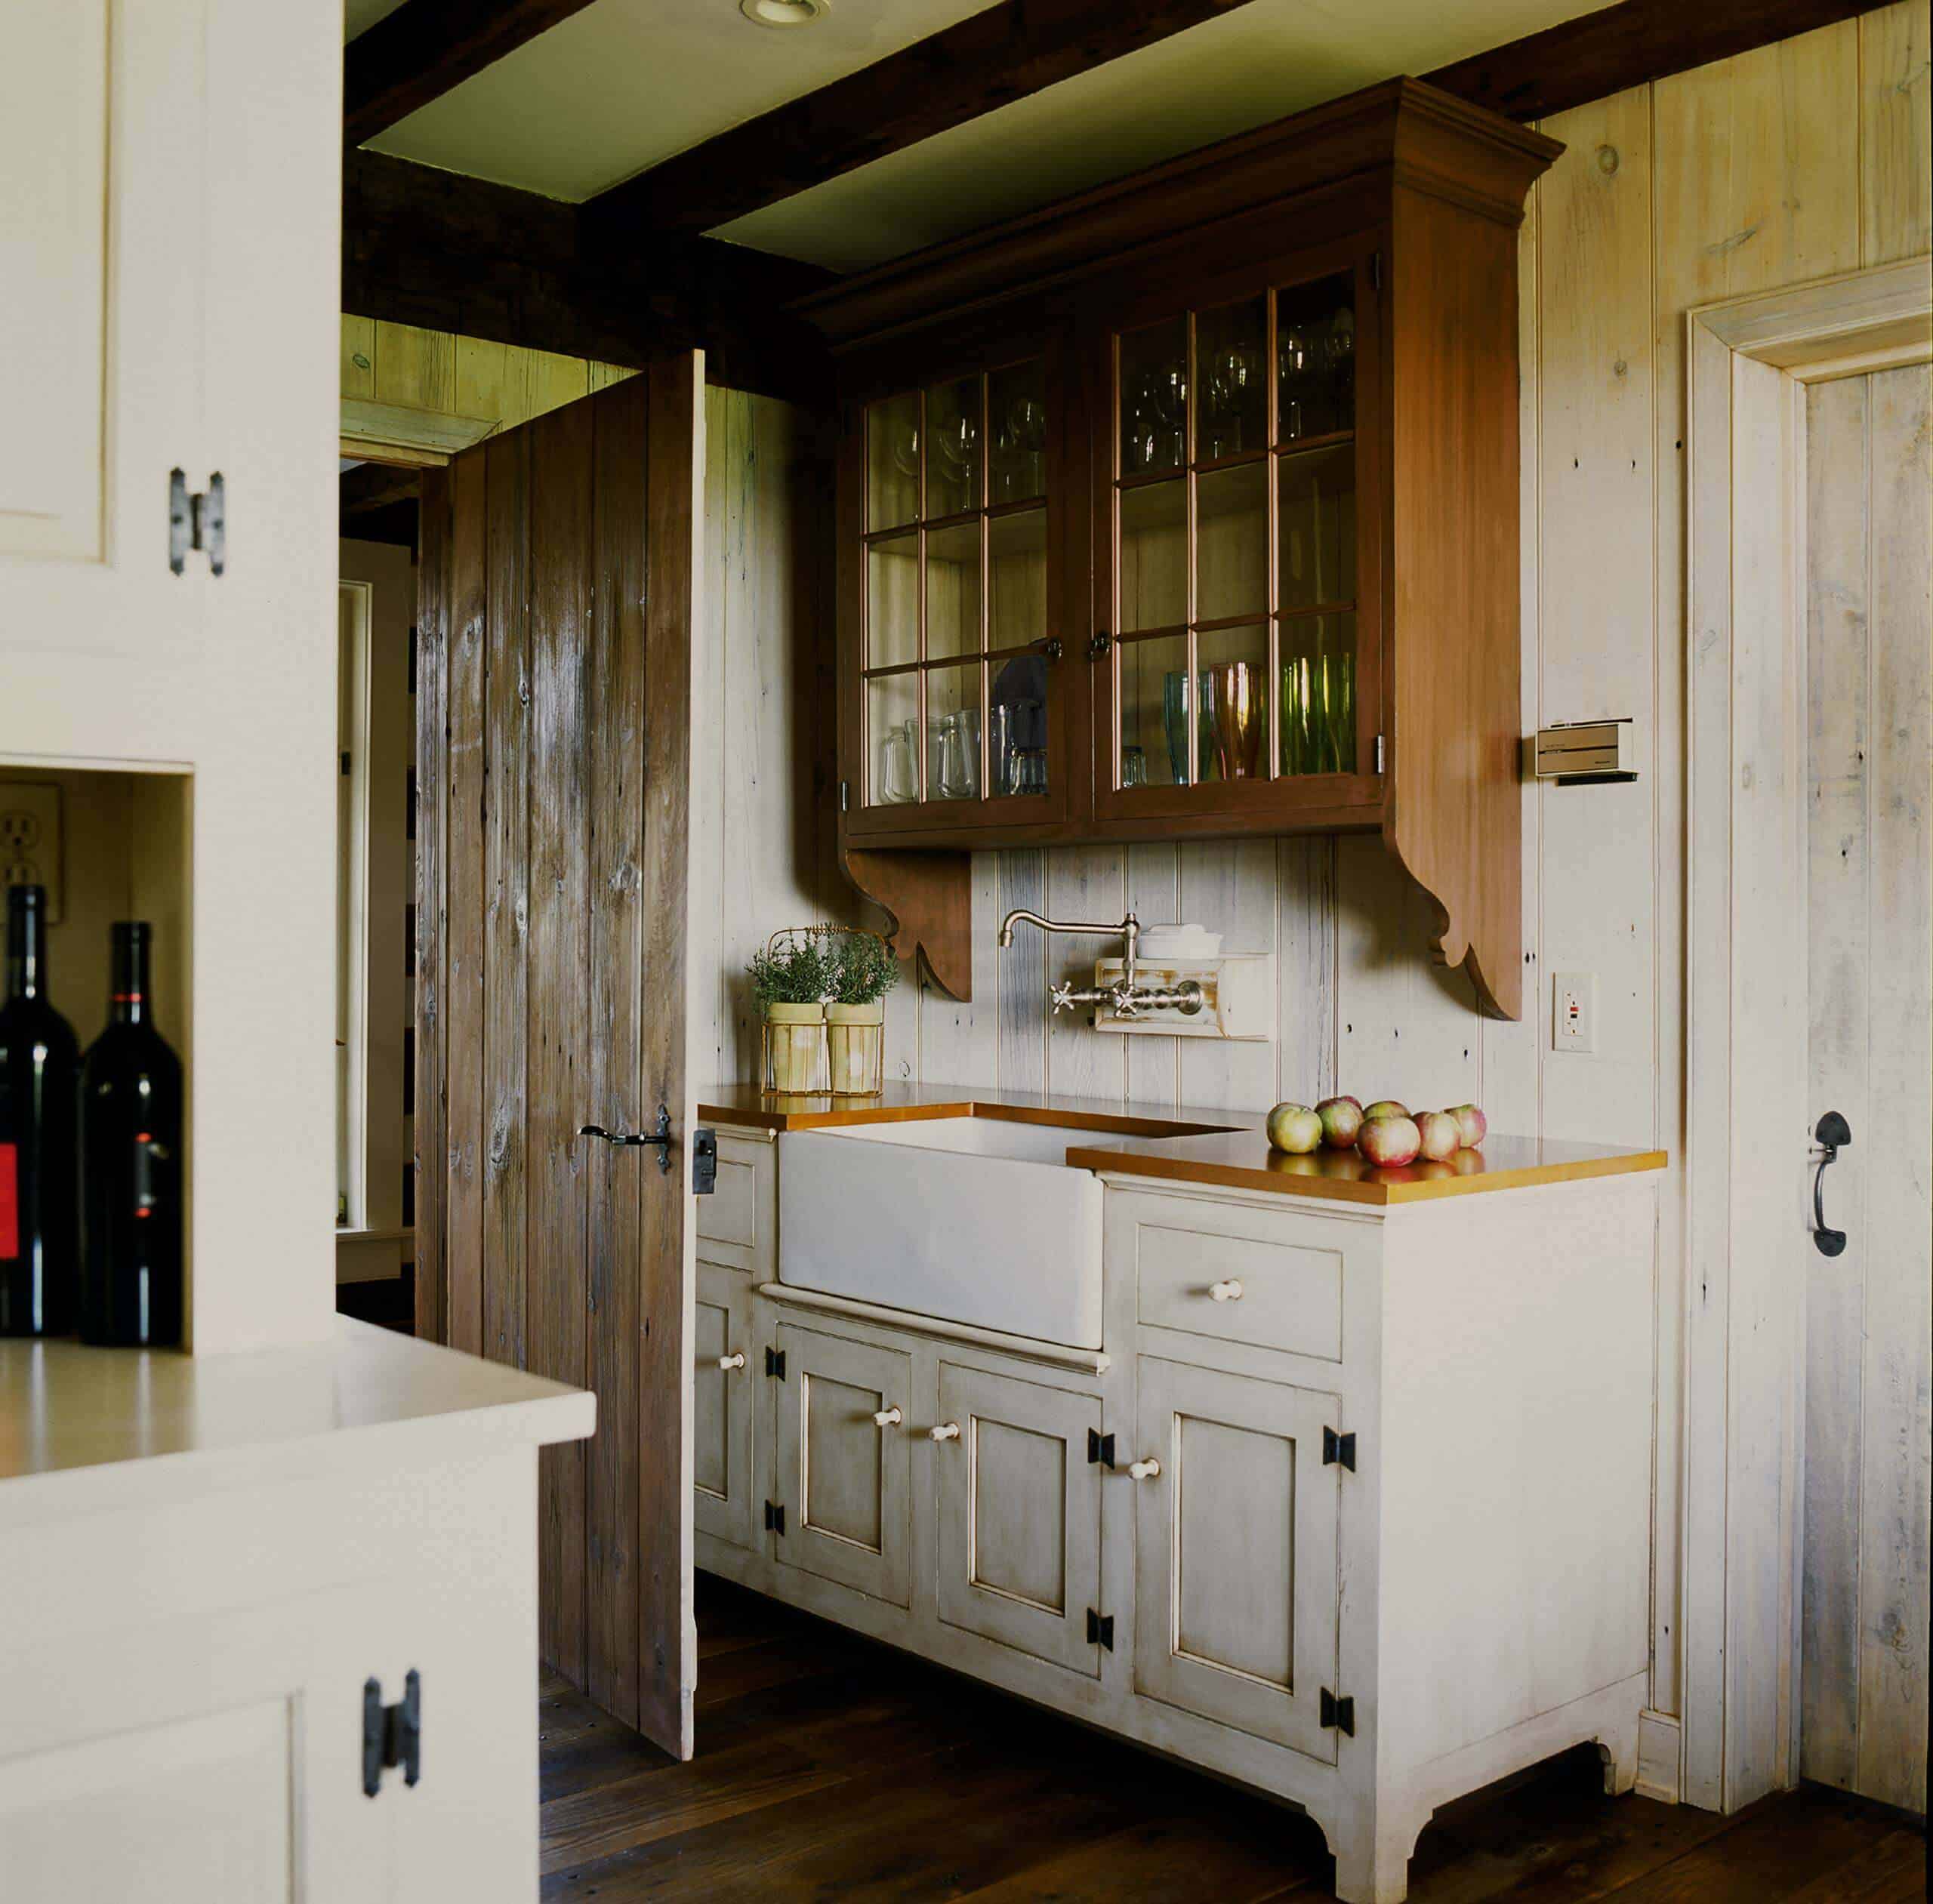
776,1118,1105,1348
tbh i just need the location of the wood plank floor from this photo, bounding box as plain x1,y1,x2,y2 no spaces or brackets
540,1573,1925,1903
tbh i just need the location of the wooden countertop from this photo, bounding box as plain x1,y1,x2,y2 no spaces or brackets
0,1317,594,1527
699,1084,1666,1206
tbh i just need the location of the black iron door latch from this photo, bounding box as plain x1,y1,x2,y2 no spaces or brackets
579,1105,675,1172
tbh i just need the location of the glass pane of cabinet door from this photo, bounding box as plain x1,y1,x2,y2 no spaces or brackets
854,356,1059,830
1099,264,1372,816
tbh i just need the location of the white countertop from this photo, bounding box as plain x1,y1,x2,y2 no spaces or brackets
0,1317,594,1528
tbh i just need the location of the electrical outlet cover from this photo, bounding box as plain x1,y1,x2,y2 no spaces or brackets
1552,970,1595,1053
0,781,63,923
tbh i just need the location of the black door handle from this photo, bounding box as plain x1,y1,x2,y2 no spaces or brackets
1812,1111,1851,1257
579,1104,675,1173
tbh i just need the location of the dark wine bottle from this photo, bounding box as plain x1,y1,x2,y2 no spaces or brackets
0,886,81,1336
79,922,183,1348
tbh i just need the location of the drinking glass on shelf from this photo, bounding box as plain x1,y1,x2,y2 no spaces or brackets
878,719,917,804
1204,344,1260,459
1279,322,1318,439
1010,747,1048,796
1007,396,1047,499
1120,744,1148,789
936,708,981,800
1206,661,1265,781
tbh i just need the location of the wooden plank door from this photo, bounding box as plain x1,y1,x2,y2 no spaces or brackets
416,358,706,1759
1799,362,1931,1815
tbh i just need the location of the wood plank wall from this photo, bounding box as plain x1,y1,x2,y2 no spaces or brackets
341,315,636,433
708,2,1930,1758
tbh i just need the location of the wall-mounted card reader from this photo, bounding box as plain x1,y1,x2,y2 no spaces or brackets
1529,719,1638,785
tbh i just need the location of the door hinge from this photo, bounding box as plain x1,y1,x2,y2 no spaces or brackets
692,1126,717,1195
1370,251,1383,293
764,1500,786,1535
839,779,849,813
765,1346,786,1379
1375,733,1386,775
1087,1428,1116,1468
1322,1427,1357,1471
1320,1688,1355,1736
362,1669,421,1797
168,468,226,576
1087,1608,1114,1651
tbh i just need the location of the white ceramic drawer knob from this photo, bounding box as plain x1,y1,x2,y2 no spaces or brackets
1208,1279,1244,1302
1128,1457,1162,1481
873,1406,904,1429
717,1351,747,1372
930,1422,961,1443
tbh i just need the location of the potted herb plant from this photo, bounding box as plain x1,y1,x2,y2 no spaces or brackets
825,930,898,1096
748,933,832,1093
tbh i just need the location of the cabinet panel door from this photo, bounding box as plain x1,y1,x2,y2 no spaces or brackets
695,1265,758,1550
1133,1357,1341,1761
0,0,209,749
0,1696,294,1903
936,1362,1103,1677
772,1323,913,1606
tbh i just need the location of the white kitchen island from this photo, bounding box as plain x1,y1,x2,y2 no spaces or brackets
691,1086,1666,1904
0,1320,593,1902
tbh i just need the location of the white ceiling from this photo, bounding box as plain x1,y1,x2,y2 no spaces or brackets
354,0,1599,273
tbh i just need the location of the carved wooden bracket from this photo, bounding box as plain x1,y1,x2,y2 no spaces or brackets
840,845,974,1002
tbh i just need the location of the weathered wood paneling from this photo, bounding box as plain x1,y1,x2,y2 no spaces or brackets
585,376,648,1727
442,451,487,1356
482,430,531,1373
640,357,704,1759
527,399,595,1690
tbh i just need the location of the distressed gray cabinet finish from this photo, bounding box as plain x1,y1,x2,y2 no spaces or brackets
1133,1355,1341,1761
696,1135,1659,1904
936,1363,1103,1678
770,1323,914,1607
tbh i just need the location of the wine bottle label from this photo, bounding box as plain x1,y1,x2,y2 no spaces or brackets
0,1143,17,1260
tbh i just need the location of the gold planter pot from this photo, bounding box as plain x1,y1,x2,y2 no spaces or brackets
825,1000,886,1096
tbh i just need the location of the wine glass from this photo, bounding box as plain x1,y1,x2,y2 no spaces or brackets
1324,307,1355,429
1279,322,1317,440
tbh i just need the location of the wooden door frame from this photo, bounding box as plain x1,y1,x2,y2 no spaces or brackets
1681,257,1931,1815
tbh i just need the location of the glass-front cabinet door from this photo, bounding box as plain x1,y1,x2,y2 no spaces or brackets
846,353,1065,838
1095,250,1381,827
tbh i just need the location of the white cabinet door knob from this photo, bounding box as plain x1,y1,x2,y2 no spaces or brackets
717,1351,747,1372
873,1406,904,1429
1128,1457,1162,1480
1208,1279,1244,1302
930,1422,961,1442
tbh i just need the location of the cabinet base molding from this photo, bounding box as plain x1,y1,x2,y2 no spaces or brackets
1634,1709,1683,1805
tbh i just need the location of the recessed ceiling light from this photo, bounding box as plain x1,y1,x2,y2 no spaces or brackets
740,0,830,26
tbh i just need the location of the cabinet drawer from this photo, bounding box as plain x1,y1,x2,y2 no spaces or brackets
1130,1205,1350,1363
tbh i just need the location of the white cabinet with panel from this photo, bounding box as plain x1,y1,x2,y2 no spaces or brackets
695,1265,760,1550
698,1117,1661,1904
770,1322,914,1605
935,1361,1103,1677
1131,1356,1341,1761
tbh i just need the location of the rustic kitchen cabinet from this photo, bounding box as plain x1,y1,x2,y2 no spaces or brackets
803,80,1560,1020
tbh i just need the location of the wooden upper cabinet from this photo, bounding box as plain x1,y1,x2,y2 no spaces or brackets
804,80,1559,1019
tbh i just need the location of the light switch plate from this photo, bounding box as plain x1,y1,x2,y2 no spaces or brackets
1552,971,1595,1053
0,781,62,923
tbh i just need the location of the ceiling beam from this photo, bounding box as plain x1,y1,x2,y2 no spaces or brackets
341,462,423,514
1423,0,1881,124
343,150,837,406
585,0,1265,239
346,0,601,148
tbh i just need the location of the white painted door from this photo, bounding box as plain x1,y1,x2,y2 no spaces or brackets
0,0,214,759
934,1361,1104,1676
695,1265,759,1550
771,1323,914,1605
1800,362,1931,1815
1132,1355,1342,1762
